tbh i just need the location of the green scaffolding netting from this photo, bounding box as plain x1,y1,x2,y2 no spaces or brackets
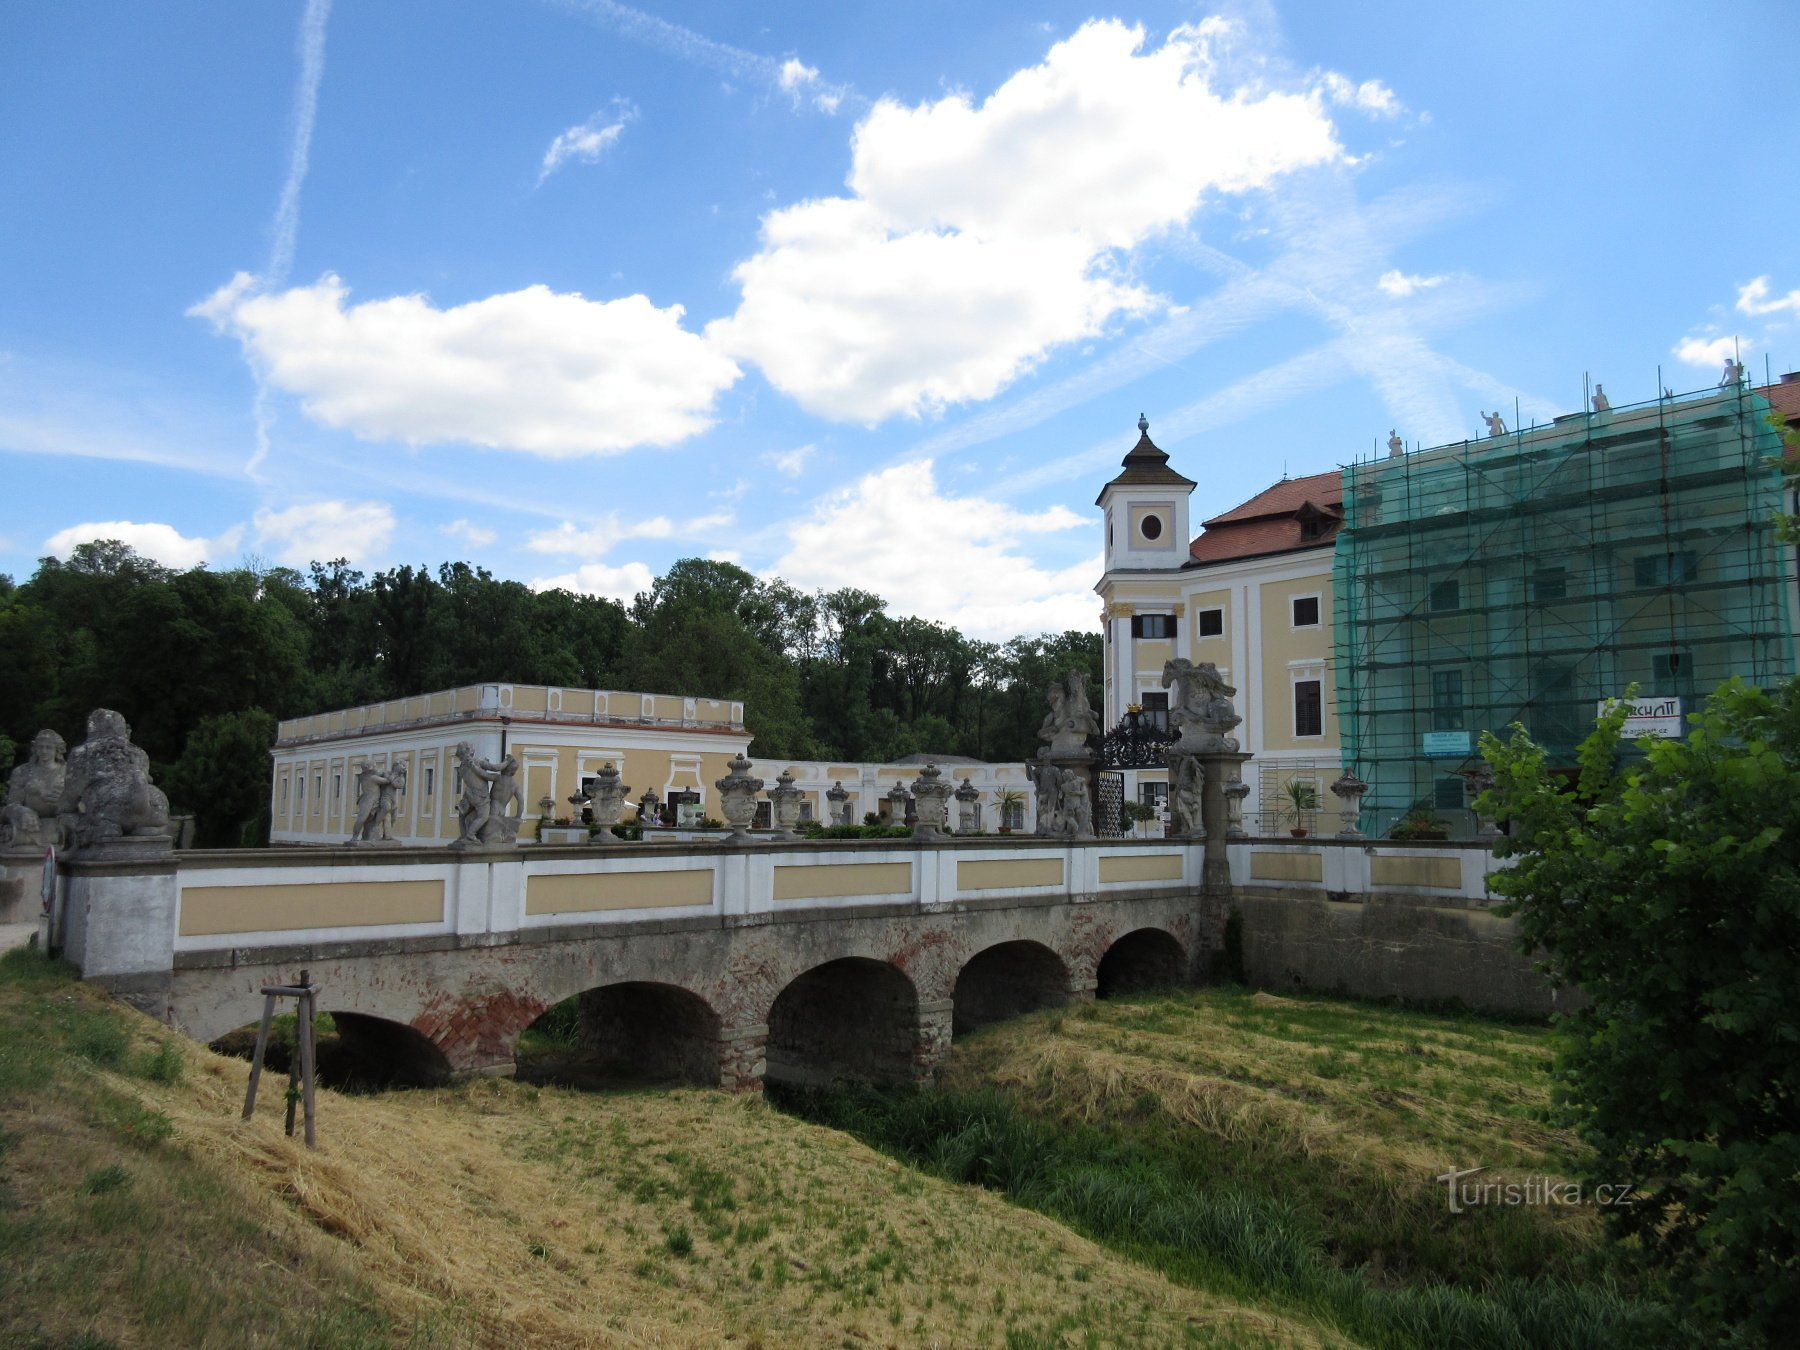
1333,385,1795,831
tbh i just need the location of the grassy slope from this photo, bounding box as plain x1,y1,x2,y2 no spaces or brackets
942,985,1598,1285
0,949,1335,1349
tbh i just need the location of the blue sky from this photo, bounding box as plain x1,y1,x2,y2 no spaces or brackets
4,0,1796,639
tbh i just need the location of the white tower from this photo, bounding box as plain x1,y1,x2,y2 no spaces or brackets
1094,414,1196,729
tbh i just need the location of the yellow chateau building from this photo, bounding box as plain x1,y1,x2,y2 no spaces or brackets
1096,417,1342,830
269,683,1033,846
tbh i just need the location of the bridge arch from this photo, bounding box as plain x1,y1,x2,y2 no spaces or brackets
1096,928,1188,998
765,957,919,1088
325,1012,455,1088
951,940,1072,1036
518,981,723,1088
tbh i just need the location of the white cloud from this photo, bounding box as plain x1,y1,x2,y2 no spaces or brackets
524,510,733,556
769,460,1093,640
764,444,814,477
1377,269,1449,297
529,560,655,602
1673,334,1752,369
708,19,1344,423
253,499,394,566
1318,72,1403,118
1737,275,1800,318
191,272,740,457
777,57,842,113
538,101,637,184
42,520,244,570
441,518,498,549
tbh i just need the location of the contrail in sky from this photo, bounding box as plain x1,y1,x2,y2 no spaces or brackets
247,0,332,480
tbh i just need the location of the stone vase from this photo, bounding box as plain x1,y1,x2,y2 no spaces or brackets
714,755,764,845
910,763,953,841
587,762,632,844
768,769,803,841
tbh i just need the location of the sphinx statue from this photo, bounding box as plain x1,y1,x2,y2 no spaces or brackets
0,729,68,849
55,710,171,849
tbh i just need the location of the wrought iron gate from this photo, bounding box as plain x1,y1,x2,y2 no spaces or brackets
1096,770,1126,838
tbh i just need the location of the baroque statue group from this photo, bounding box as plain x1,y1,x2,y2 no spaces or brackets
1,710,172,854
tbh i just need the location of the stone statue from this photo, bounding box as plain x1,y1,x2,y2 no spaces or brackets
1162,659,1241,753
349,759,407,843
1592,384,1610,413
1386,429,1404,457
1481,411,1506,438
1169,753,1205,839
452,743,522,847
55,709,171,850
1027,755,1061,835
1038,670,1101,757
1720,357,1745,387
1,729,68,850
1058,774,1094,838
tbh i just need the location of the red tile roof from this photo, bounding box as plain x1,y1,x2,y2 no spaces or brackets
1202,469,1343,526
1187,469,1344,565
1760,378,1800,423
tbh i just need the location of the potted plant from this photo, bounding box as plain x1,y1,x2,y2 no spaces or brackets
995,788,1024,834
1389,808,1450,842
1121,799,1159,838
1283,780,1319,837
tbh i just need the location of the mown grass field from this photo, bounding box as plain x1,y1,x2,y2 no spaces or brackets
0,948,1334,1348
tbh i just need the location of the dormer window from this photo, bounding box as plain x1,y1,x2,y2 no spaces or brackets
1295,500,1339,543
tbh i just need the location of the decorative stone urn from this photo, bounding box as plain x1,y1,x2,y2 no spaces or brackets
953,777,980,834
767,769,803,841
1222,776,1251,839
1459,763,1499,838
1329,771,1369,839
638,788,661,827
910,763,953,841
885,783,910,828
586,761,632,844
715,755,764,844
826,780,852,826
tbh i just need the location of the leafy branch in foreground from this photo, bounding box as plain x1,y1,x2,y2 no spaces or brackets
1480,679,1800,1335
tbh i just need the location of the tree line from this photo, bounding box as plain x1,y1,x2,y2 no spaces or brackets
0,544,1100,846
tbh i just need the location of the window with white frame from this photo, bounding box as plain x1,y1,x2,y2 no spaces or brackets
1294,679,1323,737
1196,607,1224,637
1291,594,1321,628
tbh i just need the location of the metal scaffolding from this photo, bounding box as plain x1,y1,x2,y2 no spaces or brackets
1333,382,1795,832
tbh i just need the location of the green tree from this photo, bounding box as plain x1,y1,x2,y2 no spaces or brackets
164,709,280,848
1481,681,1800,1332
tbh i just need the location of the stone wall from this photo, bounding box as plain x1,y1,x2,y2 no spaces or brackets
1231,887,1573,1017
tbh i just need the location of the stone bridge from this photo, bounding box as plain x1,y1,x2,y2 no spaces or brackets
49,838,1224,1091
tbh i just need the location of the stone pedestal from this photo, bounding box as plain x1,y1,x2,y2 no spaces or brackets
1199,751,1254,891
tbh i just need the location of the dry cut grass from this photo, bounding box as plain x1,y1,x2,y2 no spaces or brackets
2,955,1343,1349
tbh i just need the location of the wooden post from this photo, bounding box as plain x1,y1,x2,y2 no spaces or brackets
241,970,322,1149
297,969,317,1149
241,994,277,1120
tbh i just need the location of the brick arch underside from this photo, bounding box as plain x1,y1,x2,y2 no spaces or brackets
952,941,1073,1037
766,957,919,1088
167,896,1212,1078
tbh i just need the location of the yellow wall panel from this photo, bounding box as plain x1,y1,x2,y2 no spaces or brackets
180,879,444,936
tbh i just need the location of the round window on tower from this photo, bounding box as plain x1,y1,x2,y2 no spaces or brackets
1140,514,1163,541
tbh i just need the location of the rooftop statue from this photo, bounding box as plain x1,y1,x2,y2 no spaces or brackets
1592,384,1611,413
1481,410,1507,438
1720,357,1745,387
55,709,171,849
1386,429,1404,457
0,729,67,849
